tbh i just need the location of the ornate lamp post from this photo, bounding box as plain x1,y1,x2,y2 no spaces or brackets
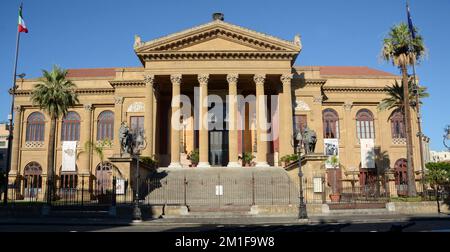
131,129,146,222
443,125,450,151
292,131,307,219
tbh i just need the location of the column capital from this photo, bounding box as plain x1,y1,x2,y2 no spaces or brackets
197,73,210,85
253,74,266,86
144,74,155,85
313,95,323,104
343,101,353,111
13,105,22,113
84,103,93,111
114,96,124,105
280,73,294,85
170,74,182,86
226,73,239,85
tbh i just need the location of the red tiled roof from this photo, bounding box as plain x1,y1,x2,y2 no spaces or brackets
318,66,395,76
66,68,116,78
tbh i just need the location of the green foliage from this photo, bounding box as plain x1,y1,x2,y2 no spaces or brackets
31,65,79,119
187,149,199,164
381,23,426,68
140,155,159,167
378,79,429,112
241,152,255,165
329,155,340,168
425,162,450,188
280,154,299,164
80,139,112,162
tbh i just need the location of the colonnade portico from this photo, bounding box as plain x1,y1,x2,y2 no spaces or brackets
147,73,295,168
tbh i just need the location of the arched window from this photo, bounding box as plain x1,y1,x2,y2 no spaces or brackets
356,109,375,139
323,109,339,139
23,162,42,198
391,110,406,139
394,158,408,196
61,111,81,141
97,110,114,140
26,112,45,142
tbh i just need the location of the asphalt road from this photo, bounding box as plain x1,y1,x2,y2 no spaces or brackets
1,218,449,232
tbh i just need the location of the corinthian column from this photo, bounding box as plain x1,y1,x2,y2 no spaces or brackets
227,74,241,167
197,74,210,168
254,74,269,167
113,96,124,156
279,74,294,158
168,74,182,168
142,74,154,157
9,105,22,177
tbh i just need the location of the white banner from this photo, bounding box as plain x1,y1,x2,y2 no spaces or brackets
116,179,125,195
324,138,339,169
62,141,77,172
360,139,375,169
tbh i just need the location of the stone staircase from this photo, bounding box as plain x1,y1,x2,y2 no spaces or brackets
144,167,298,212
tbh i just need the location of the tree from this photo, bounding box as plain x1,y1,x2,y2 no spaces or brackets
425,162,450,213
31,65,79,202
377,79,429,112
381,23,426,197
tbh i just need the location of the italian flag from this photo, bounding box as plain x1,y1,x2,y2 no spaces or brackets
18,4,28,33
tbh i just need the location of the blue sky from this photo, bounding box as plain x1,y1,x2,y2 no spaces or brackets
0,0,449,150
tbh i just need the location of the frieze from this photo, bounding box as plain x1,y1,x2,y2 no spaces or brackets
294,100,311,111
127,102,145,112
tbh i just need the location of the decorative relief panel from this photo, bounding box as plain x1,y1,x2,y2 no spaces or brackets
127,102,145,113
294,100,311,111
25,141,44,148
392,138,407,145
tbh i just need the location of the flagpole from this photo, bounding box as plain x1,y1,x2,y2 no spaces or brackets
406,0,427,196
3,4,22,205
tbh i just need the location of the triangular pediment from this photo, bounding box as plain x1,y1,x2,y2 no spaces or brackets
135,20,301,55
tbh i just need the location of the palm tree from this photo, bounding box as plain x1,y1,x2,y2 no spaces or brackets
381,23,426,197
377,79,429,112
31,65,79,202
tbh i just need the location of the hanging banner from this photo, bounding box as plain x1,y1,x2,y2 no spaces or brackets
324,138,339,169
116,179,125,195
62,141,77,172
360,138,375,169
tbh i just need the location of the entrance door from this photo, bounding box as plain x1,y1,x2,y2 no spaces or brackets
209,131,229,166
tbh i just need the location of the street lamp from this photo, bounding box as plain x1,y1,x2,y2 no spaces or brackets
291,130,308,219
443,125,450,151
131,128,146,222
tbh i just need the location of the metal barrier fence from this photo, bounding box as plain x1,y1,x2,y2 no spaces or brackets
2,174,444,207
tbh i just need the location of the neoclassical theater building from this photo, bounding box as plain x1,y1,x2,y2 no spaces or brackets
8,14,423,198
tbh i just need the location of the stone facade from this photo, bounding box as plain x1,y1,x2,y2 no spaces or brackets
8,17,423,199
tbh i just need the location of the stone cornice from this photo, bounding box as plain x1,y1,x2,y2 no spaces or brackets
135,20,300,53
303,79,327,86
14,88,115,96
109,80,145,88
323,86,387,93
138,51,298,61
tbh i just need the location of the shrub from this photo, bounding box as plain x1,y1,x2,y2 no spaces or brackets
187,149,199,165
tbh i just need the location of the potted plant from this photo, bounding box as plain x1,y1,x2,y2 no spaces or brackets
187,149,199,167
279,154,299,167
328,155,341,202
240,152,255,167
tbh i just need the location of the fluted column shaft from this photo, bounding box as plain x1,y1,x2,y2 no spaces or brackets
82,104,93,175
143,74,154,157
113,96,124,156
197,74,210,168
168,74,182,168
279,74,294,158
227,74,241,167
254,74,269,167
